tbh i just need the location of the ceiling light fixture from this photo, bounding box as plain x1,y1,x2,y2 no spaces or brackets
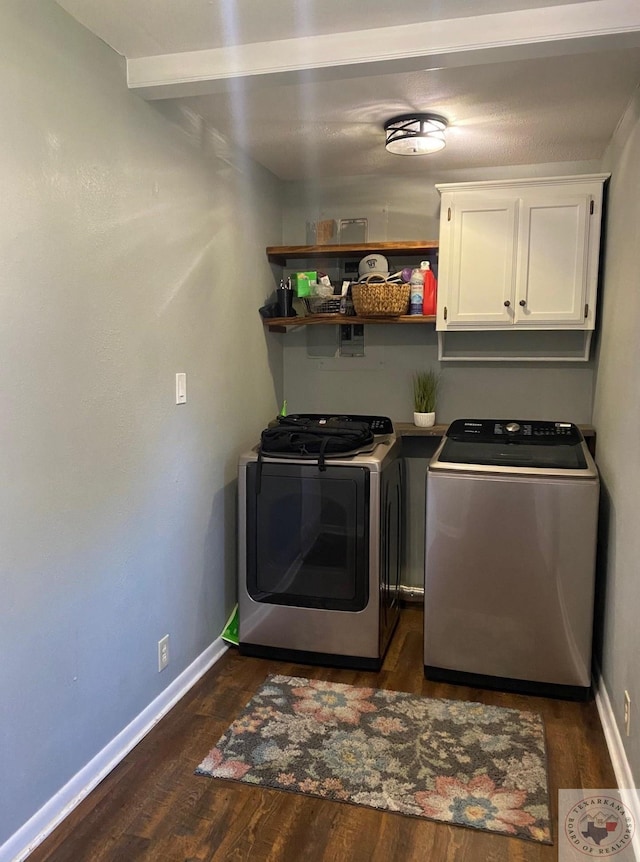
384,113,448,155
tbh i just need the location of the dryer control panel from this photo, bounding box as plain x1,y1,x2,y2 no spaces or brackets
287,414,394,435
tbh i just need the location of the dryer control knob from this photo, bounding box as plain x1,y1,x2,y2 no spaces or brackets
505,422,520,433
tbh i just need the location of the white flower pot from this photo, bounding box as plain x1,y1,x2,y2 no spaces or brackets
413,411,436,428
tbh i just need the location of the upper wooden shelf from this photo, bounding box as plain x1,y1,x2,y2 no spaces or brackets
266,241,439,265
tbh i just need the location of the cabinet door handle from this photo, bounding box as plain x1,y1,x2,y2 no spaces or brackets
519,299,526,307
504,300,511,308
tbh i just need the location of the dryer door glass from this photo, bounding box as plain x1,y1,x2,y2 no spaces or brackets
246,463,369,611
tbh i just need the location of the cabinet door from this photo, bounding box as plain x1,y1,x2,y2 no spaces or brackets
514,194,590,325
443,197,518,326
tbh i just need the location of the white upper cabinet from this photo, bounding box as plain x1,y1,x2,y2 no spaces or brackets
444,197,518,326
436,175,608,333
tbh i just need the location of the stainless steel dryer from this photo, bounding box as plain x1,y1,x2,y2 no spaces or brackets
238,414,402,670
424,419,599,699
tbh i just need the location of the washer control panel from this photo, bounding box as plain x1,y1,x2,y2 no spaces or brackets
447,419,582,444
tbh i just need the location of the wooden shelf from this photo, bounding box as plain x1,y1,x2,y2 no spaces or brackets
266,241,438,265
263,314,436,333
394,422,449,437
264,240,439,330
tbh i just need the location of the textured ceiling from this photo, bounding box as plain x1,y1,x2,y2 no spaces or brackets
56,0,640,180
177,48,640,180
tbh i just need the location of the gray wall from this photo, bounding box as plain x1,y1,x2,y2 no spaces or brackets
281,163,602,425
281,325,596,425
0,1,283,846
593,87,640,783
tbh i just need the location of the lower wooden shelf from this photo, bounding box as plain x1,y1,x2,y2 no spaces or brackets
263,314,436,333
394,423,449,437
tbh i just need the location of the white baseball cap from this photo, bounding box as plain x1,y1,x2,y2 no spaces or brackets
358,253,389,279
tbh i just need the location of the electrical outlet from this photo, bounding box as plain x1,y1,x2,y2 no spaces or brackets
624,690,631,736
158,635,170,672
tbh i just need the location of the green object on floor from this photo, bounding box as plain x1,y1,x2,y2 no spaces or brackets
221,605,239,646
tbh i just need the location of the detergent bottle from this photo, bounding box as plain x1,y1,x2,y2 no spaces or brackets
422,261,437,316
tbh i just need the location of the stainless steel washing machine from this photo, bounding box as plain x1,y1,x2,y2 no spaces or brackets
424,419,599,699
238,414,402,670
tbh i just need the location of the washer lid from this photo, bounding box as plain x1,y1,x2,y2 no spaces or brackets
431,418,597,476
437,439,588,470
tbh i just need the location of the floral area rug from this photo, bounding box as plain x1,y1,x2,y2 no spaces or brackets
196,674,551,844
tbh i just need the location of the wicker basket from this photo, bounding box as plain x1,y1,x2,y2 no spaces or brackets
351,281,410,317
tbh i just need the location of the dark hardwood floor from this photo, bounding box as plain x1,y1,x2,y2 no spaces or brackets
29,608,616,861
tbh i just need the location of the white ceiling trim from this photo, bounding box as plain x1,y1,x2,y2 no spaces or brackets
127,0,640,100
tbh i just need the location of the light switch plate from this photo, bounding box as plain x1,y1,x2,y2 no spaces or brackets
176,373,187,404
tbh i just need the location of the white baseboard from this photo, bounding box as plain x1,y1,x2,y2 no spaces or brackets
594,665,640,861
2,638,228,862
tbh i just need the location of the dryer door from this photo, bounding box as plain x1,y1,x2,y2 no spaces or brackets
246,462,370,611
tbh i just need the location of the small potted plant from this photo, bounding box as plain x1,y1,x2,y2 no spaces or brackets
413,369,440,427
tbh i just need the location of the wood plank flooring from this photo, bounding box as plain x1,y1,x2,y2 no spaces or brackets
28,608,616,862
